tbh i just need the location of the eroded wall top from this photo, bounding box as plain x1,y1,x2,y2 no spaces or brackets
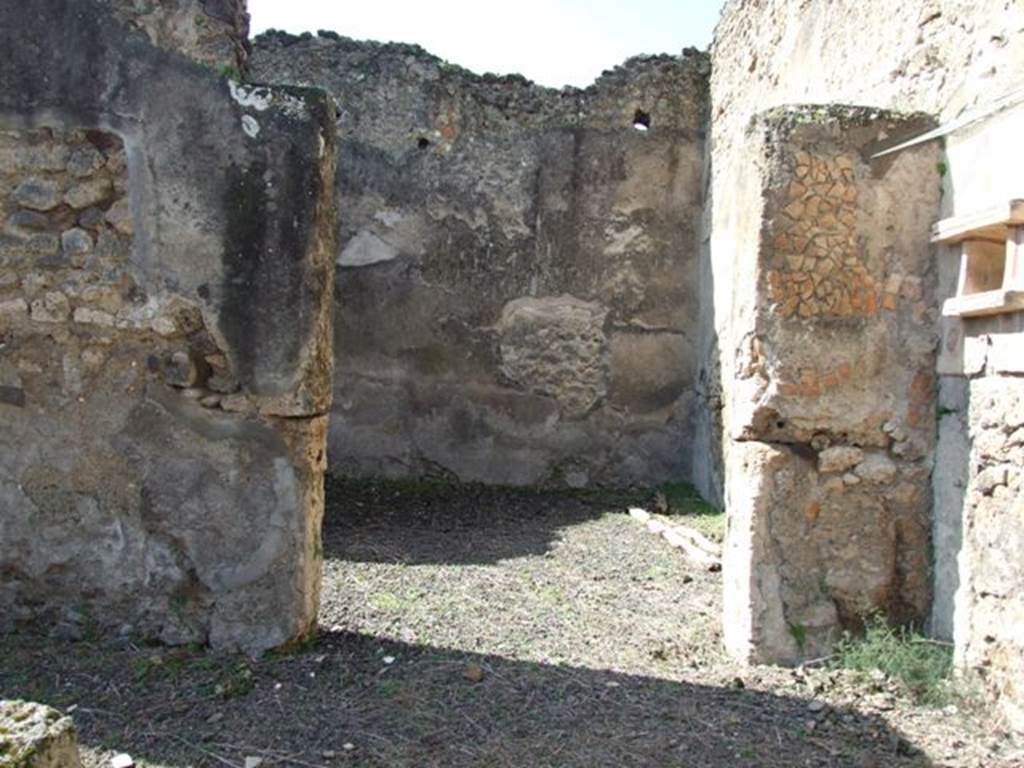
100,0,250,73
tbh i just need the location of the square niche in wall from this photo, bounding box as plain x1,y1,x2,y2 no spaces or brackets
933,199,1024,317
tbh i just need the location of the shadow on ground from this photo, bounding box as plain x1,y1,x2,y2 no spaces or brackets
324,475,649,565
0,628,931,768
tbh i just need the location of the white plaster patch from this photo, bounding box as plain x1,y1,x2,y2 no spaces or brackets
228,81,272,111
604,224,653,256
338,231,400,267
373,209,404,227
241,115,260,138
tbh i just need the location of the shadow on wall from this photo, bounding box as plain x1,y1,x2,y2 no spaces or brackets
323,476,648,565
0,629,933,768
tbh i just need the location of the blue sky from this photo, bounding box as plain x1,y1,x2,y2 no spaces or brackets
248,0,724,88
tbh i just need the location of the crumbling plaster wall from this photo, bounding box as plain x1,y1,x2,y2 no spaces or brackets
709,0,1024,727
718,106,940,664
0,0,336,652
250,33,709,487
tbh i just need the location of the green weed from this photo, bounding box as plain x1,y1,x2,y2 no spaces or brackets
655,482,726,540
832,617,954,707
788,622,808,654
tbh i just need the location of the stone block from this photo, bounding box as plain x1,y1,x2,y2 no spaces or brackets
0,700,81,768
63,177,112,209
817,446,862,473
65,145,104,178
853,453,897,484
12,178,61,211
498,295,608,419
103,198,132,235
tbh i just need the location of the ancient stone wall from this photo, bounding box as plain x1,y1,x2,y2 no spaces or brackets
697,0,1024,505
0,0,335,652
934,101,1024,731
710,0,1024,727
250,33,708,487
718,107,940,663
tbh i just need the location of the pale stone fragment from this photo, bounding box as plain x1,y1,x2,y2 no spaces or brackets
854,453,897,484
104,197,133,235
0,700,82,768
818,446,863,473
64,177,112,209
29,291,70,323
72,307,116,327
13,177,62,211
0,297,28,316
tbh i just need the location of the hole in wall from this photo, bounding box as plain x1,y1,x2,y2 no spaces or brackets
632,109,651,131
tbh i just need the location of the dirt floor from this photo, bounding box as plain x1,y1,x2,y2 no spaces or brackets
1,479,1021,768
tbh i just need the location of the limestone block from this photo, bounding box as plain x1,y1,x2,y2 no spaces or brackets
103,198,132,235
854,453,897,484
0,298,28,317
0,700,81,768
5,211,49,235
65,146,104,178
59,229,92,268
12,178,61,212
817,446,862,473
63,177,112,209
498,295,608,419
0,142,69,173
28,292,69,323
71,307,115,327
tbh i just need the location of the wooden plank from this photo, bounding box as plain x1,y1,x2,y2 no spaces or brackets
962,240,1007,293
1005,226,1024,290
942,289,1024,317
931,200,1024,244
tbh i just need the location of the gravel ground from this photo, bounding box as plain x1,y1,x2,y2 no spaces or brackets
1,478,1020,768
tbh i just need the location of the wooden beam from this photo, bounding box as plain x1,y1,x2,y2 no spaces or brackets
942,289,1024,317
931,200,1024,244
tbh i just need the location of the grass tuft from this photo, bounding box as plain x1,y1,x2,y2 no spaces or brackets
832,617,954,707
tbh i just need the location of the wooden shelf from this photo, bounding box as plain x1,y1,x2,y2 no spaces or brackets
931,200,1024,244
942,289,1024,318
